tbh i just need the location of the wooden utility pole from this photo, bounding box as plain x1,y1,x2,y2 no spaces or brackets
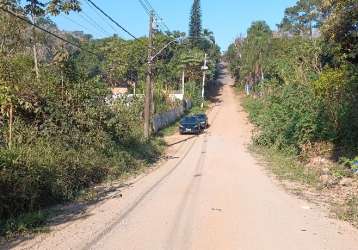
144,11,154,139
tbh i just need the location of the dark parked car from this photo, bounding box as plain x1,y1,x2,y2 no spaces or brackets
194,113,208,129
179,116,202,134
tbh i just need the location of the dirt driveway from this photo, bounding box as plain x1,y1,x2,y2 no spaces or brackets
7,65,358,250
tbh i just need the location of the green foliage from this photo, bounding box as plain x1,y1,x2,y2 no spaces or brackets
23,0,81,16
0,211,49,238
0,65,163,221
251,145,319,185
340,156,358,172
320,0,358,63
189,0,202,44
227,0,358,160
239,21,272,83
246,84,328,153
278,0,321,37
185,81,202,107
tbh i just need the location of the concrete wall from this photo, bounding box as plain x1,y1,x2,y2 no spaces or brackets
152,100,192,133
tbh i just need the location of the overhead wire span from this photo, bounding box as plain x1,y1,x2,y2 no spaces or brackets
138,0,151,15
79,10,111,36
0,7,100,57
61,13,91,32
77,12,107,36
137,0,170,34
86,0,139,40
82,0,118,34
143,0,170,32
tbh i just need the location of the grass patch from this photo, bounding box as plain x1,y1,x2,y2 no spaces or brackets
0,211,50,240
250,144,320,186
0,136,165,240
336,197,358,227
158,120,180,137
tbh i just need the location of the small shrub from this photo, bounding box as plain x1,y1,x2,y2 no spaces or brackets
246,84,329,153
0,211,49,238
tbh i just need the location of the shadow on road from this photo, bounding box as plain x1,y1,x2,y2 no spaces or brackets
2,182,133,249
167,135,197,147
206,63,225,104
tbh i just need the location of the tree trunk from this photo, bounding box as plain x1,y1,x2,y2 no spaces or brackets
182,70,185,96
61,72,64,103
8,103,13,149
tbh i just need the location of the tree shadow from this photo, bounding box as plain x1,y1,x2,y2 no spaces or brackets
1,182,133,249
206,63,225,104
166,135,197,147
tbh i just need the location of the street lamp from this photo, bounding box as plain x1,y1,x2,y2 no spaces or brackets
150,37,184,62
201,53,208,109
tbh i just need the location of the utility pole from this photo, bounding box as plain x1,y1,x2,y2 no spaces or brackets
144,11,154,139
201,53,208,109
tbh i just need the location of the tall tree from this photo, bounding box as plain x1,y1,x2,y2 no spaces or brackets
240,21,272,85
189,0,202,46
320,0,358,63
278,0,322,37
23,0,81,79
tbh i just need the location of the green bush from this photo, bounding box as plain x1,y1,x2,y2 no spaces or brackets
185,81,203,107
0,71,163,228
0,136,143,220
246,84,330,153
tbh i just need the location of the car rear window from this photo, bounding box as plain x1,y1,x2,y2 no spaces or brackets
182,117,197,123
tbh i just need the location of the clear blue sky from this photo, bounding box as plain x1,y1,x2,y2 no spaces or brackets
52,0,297,51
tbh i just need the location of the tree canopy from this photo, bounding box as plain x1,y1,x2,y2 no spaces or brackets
189,0,202,46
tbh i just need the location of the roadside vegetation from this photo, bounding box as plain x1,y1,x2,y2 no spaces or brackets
0,0,220,238
226,0,358,226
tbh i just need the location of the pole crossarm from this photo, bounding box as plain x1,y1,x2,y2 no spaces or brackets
150,35,213,63
150,37,183,62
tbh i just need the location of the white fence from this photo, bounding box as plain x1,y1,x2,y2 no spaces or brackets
152,100,192,133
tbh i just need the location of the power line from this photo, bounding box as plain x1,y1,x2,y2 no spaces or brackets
77,12,107,36
143,0,170,32
61,13,91,32
79,11,111,36
142,0,154,11
137,0,170,34
86,0,139,40
82,0,118,34
138,0,151,15
0,7,99,57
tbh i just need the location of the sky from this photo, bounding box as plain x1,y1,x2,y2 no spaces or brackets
52,0,298,51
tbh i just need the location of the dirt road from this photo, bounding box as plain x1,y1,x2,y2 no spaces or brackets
9,65,358,250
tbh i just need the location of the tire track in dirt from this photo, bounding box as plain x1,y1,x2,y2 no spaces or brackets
84,135,199,249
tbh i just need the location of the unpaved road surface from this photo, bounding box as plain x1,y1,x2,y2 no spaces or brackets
8,65,358,250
